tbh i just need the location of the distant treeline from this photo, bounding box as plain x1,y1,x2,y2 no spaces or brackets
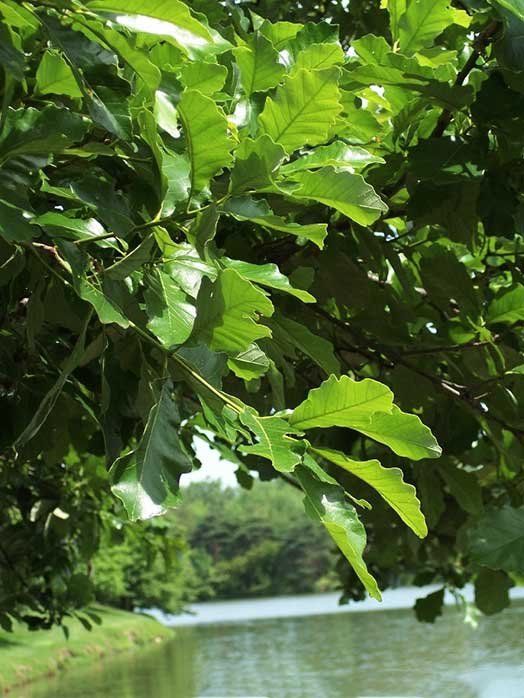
92,479,338,613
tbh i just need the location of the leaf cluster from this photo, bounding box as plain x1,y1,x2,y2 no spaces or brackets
1,0,524,625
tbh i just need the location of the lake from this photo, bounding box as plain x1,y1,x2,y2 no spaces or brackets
11,590,524,698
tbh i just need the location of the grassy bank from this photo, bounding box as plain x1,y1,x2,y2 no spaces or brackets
0,606,172,694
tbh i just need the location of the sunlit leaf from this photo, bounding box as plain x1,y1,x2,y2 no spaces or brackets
312,446,428,537
296,465,382,600
192,269,274,353
177,89,233,194
111,381,193,521
259,67,342,153
290,375,394,431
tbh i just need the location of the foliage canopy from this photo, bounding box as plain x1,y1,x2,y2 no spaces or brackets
2,0,524,627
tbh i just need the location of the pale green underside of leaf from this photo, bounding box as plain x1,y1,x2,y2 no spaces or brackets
258,67,342,154
296,465,382,600
313,446,428,537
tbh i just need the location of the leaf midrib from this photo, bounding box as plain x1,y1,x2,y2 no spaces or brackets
272,69,337,145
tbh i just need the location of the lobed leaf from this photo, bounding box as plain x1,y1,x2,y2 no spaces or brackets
258,67,342,154
296,465,382,600
290,375,394,431
312,446,428,537
239,408,302,472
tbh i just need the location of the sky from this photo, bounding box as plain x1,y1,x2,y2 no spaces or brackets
181,435,239,488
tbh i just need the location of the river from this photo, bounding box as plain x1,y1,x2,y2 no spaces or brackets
11,589,524,698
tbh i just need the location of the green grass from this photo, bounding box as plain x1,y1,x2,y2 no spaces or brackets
0,606,172,694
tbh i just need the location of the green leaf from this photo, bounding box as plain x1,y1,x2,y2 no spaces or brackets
0,106,87,163
77,278,131,328
280,141,385,175
494,10,524,72
106,237,155,280
14,311,91,452
177,89,233,194
31,212,119,250
470,506,524,574
35,50,82,98
223,196,327,248
474,568,512,615
191,204,219,259
145,268,196,347
86,19,161,89
0,200,37,243
414,588,445,623
154,90,179,138
296,465,382,600
398,0,455,54
286,167,388,226
163,244,216,297
270,312,340,376
161,150,191,214
234,33,285,95
259,19,303,49
110,381,193,521
290,375,394,431
87,0,213,44
0,22,24,81
57,240,131,327
180,61,227,95
293,43,345,71
489,0,524,22
228,344,270,380
439,461,483,515
356,406,442,460
259,67,341,154
192,268,274,353
313,446,428,537
387,0,407,42
487,284,524,325
230,135,286,194
221,258,315,303
239,408,302,472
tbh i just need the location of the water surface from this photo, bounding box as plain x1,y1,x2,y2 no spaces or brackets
11,595,524,698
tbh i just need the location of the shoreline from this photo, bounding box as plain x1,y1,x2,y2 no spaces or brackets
149,584,524,627
0,606,172,695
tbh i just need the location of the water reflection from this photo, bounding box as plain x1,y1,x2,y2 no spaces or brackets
11,600,524,698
